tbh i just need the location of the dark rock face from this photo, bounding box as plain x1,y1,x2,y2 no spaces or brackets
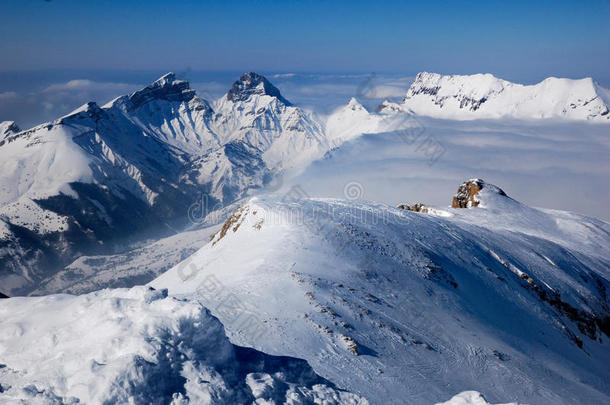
451,179,506,208
0,122,20,141
459,96,487,111
227,72,291,105
126,73,200,111
404,73,489,111
0,291,9,298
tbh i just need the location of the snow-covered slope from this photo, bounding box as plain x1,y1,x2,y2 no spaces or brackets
0,72,326,295
0,286,366,404
151,181,610,405
386,72,610,121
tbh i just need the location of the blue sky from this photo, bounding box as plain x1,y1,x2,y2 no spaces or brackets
1,0,609,83
1,1,609,129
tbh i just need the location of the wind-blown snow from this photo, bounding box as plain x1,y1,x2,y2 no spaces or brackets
31,223,223,296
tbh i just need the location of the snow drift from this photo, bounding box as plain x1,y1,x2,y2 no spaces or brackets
0,286,366,404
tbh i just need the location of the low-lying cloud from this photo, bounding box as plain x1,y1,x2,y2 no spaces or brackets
0,78,141,129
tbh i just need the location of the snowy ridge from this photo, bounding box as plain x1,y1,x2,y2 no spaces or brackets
151,182,610,404
387,72,610,121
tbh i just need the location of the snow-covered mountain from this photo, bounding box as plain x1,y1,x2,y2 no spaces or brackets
3,69,610,297
326,98,381,146
0,72,326,295
151,180,610,404
379,72,610,121
212,72,327,170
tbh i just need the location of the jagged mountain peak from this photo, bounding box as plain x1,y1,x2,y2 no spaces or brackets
345,97,367,111
153,72,179,85
0,69,328,293
116,72,199,111
408,71,509,99
226,71,291,105
67,101,102,115
53,102,106,127
414,71,503,82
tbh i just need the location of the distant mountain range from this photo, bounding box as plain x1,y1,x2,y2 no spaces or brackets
381,72,610,121
1,71,609,295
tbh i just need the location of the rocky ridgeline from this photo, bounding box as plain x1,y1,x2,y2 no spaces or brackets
397,178,507,213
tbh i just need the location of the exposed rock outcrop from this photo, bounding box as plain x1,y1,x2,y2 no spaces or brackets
0,121,20,142
227,72,292,105
451,179,506,208
396,203,430,213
